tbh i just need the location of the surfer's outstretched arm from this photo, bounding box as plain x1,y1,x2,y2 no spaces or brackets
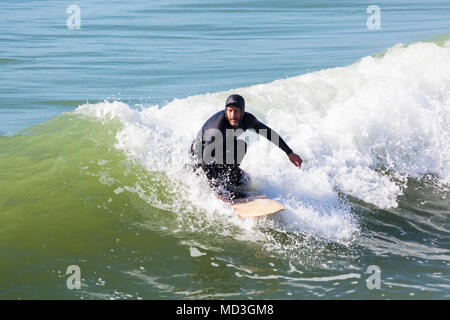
248,115,303,169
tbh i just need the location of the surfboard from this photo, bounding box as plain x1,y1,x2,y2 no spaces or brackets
231,193,284,218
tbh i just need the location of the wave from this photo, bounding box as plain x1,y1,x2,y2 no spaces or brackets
69,37,450,244
1,37,448,251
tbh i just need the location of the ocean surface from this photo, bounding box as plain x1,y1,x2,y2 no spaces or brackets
0,0,449,299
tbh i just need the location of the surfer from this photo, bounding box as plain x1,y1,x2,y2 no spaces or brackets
188,94,302,202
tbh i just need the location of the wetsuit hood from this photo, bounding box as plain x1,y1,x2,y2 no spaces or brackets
225,94,245,125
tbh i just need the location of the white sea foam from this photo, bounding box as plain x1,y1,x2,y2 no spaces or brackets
74,40,450,242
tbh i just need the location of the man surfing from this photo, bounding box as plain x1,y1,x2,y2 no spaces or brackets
189,94,302,202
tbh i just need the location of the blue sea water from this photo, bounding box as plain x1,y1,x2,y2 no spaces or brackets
1,0,449,135
0,0,449,300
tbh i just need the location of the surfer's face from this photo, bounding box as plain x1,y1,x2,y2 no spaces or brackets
226,105,242,127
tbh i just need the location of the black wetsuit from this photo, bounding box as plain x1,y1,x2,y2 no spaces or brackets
189,110,293,200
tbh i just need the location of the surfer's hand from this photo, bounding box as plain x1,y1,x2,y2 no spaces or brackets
288,153,303,169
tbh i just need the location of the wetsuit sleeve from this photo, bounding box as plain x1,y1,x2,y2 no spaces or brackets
248,115,293,156
189,128,204,165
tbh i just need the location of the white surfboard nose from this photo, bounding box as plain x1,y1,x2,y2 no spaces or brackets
232,194,284,218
